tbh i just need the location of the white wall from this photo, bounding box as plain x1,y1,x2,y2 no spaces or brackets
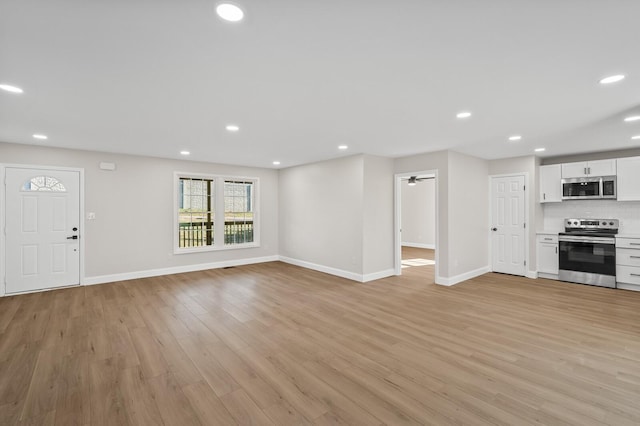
278,155,365,276
400,178,435,248
447,151,489,278
279,154,395,280
362,155,395,276
0,142,279,282
543,200,640,234
2,141,496,288
395,150,490,283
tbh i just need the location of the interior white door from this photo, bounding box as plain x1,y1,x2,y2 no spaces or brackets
5,168,81,294
491,175,526,276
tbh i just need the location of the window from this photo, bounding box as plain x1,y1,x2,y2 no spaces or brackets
175,173,258,252
178,177,214,248
224,180,254,244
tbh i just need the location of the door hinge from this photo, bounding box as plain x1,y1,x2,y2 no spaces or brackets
523,185,526,191
524,223,526,229
524,260,527,266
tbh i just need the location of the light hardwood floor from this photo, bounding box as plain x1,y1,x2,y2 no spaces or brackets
402,246,435,261
1,260,640,425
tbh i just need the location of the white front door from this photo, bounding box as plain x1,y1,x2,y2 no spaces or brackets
491,175,526,276
5,167,81,294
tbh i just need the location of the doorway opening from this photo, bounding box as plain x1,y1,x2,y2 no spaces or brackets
394,170,439,282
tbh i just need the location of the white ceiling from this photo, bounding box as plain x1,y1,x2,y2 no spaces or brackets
1,0,640,168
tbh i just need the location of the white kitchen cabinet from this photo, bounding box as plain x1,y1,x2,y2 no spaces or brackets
539,164,562,203
561,159,616,178
588,159,617,176
616,156,640,201
561,162,589,178
616,237,640,291
537,234,558,278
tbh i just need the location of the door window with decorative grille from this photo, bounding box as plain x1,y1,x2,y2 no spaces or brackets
175,173,258,253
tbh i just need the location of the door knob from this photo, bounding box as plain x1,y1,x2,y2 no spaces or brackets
491,227,497,231
67,235,78,240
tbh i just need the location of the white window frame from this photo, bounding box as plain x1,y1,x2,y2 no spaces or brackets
173,172,260,254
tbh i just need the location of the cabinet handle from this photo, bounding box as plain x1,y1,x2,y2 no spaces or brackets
631,273,640,277
544,238,552,241
555,247,558,254
630,243,640,246
630,256,640,259
588,167,591,175
584,167,587,175
543,193,546,200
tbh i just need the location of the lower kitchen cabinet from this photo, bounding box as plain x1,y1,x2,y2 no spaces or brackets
537,234,558,279
616,237,640,291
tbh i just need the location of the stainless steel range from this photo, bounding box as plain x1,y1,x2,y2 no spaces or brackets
558,218,618,288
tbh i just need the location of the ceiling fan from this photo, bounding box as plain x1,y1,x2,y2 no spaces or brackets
403,176,434,186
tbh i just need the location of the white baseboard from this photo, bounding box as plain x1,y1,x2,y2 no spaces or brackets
615,282,640,292
537,272,558,280
435,266,491,286
278,256,394,283
278,256,362,282
402,242,435,249
362,269,395,282
84,255,279,286
526,271,538,279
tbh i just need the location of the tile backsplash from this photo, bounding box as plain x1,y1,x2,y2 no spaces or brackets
543,200,640,234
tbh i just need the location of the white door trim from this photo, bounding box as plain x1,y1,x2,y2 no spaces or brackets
394,169,441,284
0,163,85,297
488,172,529,277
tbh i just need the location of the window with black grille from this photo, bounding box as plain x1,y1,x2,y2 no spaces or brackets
175,174,258,252
224,180,254,245
178,177,214,248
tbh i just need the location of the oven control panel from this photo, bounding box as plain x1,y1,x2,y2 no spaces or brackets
565,218,619,230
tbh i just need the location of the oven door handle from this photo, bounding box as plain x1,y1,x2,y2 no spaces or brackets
559,236,616,244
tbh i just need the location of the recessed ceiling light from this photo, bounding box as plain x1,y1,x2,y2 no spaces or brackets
216,3,244,22
456,111,472,119
226,124,240,132
272,161,280,165
180,151,190,155
534,148,546,152
0,84,23,94
338,145,348,150
508,135,522,141
32,134,48,140
624,115,640,122
632,135,640,140
599,74,625,84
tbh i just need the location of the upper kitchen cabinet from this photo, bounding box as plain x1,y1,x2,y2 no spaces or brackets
539,164,562,203
561,159,616,178
617,156,640,201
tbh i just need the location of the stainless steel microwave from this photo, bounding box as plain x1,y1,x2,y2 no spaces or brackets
561,176,616,200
